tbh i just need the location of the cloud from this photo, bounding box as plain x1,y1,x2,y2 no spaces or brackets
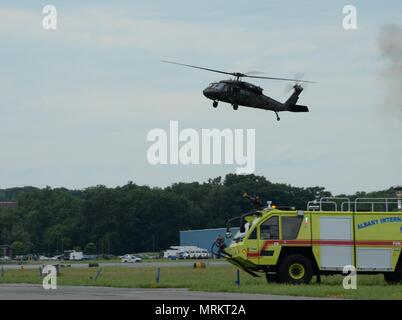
0,5,324,62
1,2,401,195
0,8,40,34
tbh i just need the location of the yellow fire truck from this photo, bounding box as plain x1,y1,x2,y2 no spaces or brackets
222,197,402,284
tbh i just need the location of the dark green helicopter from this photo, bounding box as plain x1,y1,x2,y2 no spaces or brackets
162,60,315,121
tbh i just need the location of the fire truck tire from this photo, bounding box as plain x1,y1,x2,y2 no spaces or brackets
384,272,399,284
278,254,313,284
384,262,402,284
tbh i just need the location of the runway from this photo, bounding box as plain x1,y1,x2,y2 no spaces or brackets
0,284,326,300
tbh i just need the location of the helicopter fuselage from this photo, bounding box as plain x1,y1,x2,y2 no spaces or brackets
162,60,313,121
203,80,287,112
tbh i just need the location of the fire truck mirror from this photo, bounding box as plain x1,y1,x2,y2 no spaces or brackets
240,221,246,233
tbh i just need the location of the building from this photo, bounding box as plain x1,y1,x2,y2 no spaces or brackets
0,245,12,257
0,202,18,209
180,227,239,253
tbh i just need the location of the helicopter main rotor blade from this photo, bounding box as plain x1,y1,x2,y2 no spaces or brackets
245,74,316,83
162,60,316,83
161,60,236,77
244,71,266,75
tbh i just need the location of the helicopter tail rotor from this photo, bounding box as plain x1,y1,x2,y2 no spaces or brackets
284,73,308,94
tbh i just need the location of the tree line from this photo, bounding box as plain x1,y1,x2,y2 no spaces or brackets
0,174,396,256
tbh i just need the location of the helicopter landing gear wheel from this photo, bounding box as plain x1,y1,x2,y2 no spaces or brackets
213,101,218,108
233,104,239,111
275,112,280,121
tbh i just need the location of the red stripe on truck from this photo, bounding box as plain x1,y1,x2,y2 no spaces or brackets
247,252,260,257
246,239,402,257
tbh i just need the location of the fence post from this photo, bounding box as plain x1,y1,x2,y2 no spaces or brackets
156,267,160,284
235,269,240,286
94,268,102,281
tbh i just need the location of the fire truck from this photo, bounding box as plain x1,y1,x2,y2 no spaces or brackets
222,197,402,284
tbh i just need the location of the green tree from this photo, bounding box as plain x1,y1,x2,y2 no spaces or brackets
84,242,96,254
0,174,364,253
11,241,27,256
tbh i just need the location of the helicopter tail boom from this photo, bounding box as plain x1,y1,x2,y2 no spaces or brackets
287,105,309,112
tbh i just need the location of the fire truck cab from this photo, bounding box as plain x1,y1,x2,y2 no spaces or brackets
223,197,402,284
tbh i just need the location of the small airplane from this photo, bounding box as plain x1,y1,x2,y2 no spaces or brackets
162,60,316,121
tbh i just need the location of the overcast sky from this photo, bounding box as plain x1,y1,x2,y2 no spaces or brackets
0,0,401,195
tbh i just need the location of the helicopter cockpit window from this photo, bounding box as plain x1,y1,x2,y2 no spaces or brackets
240,89,251,96
214,83,226,91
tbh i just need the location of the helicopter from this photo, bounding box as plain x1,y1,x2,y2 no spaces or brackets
162,60,316,121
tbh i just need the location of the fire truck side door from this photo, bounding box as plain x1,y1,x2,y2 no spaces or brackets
245,226,259,263
258,216,281,265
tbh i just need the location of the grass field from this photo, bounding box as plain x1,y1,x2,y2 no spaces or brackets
1,264,401,299
0,258,202,265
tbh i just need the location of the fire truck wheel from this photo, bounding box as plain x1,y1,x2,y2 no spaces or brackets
278,254,313,284
384,272,400,284
384,262,402,284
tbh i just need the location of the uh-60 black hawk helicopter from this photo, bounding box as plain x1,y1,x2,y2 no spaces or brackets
162,60,316,121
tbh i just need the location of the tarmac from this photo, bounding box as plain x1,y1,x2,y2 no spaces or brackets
0,261,334,300
0,284,327,300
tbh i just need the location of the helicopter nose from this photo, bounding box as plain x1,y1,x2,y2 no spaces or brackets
203,88,214,99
